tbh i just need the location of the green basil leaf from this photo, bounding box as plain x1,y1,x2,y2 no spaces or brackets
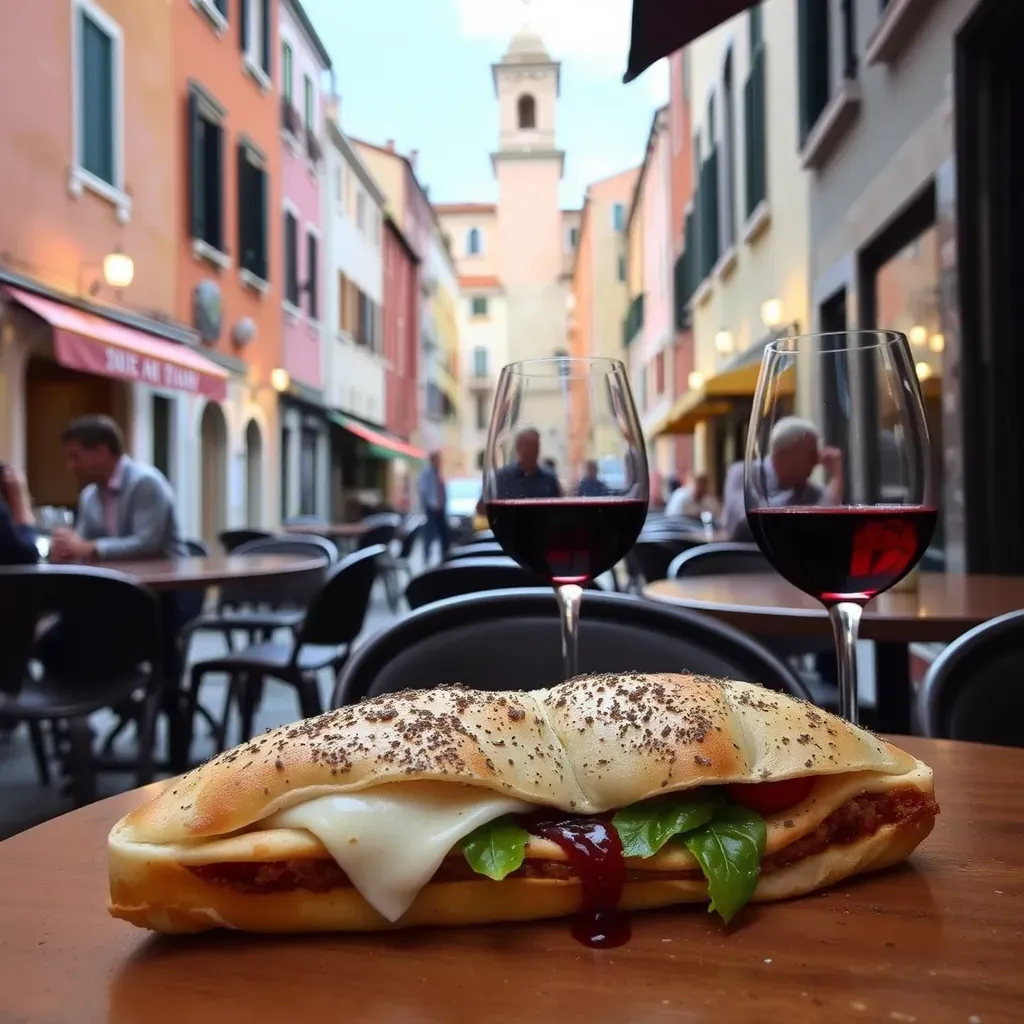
612,796,720,859
683,805,767,924
461,817,530,881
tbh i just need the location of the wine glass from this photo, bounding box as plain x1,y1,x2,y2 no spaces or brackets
483,357,649,679
744,331,935,724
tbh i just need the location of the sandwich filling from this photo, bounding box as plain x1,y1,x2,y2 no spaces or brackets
181,764,937,927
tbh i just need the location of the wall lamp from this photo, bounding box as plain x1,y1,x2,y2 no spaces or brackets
79,246,135,297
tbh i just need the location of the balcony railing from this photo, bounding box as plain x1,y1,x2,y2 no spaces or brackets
281,97,301,137
306,127,322,164
622,292,645,347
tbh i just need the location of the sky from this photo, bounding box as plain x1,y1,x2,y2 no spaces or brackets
301,0,668,208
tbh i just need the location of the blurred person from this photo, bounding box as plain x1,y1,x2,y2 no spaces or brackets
542,456,558,477
417,451,449,562
43,416,200,681
722,416,843,541
0,463,39,565
577,459,609,498
666,473,721,521
494,428,562,499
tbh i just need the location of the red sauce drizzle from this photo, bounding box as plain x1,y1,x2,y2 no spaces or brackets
523,813,630,948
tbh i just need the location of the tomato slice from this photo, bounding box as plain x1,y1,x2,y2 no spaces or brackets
726,776,816,816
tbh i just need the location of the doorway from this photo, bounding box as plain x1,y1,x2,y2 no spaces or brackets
199,402,228,545
244,419,263,527
956,0,1024,573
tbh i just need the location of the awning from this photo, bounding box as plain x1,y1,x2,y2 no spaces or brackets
3,286,228,401
624,0,760,82
329,412,424,462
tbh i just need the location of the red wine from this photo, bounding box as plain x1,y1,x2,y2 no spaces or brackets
485,498,648,585
746,505,937,603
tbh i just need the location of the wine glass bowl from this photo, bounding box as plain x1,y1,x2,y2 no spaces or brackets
483,357,650,678
744,331,935,724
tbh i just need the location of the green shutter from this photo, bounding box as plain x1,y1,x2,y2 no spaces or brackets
188,92,204,239
744,45,767,218
80,11,114,185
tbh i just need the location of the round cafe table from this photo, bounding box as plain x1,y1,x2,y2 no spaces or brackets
103,553,329,590
0,736,1020,1023
644,572,1024,734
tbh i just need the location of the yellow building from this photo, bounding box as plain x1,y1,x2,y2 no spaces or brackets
654,1,811,492
434,263,465,475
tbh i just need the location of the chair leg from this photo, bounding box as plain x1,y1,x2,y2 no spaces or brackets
135,690,160,787
296,672,323,719
238,673,263,743
27,721,51,786
66,716,98,808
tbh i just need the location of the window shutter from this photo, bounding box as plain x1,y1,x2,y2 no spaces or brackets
215,0,228,15
188,92,203,239
307,233,318,318
239,0,248,53
210,123,224,251
257,166,268,281
261,0,272,75
236,143,248,270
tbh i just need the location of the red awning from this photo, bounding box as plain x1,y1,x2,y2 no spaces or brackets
332,413,424,461
4,286,228,401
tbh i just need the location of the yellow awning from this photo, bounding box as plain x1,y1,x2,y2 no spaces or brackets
652,365,795,437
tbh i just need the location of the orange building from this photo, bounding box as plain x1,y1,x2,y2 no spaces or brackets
0,0,227,522
173,0,284,541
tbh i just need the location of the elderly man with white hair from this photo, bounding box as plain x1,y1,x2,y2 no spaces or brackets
722,416,843,542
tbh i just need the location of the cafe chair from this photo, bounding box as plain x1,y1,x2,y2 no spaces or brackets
360,511,403,532
626,535,706,590
667,542,768,578
0,565,162,806
359,518,403,610
219,528,273,554
184,545,385,755
472,529,495,542
283,514,327,526
918,609,1024,747
378,515,426,613
179,535,336,659
445,541,507,561
666,541,843,715
405,558,605,611
333,587,810,707
184,538,211,556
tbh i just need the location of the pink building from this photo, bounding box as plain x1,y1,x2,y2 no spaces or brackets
277,0,332,519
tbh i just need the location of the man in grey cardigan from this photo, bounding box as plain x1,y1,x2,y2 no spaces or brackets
45,415,199,681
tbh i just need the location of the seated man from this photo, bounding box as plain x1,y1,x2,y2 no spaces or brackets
0,464,39,566
44,416,200,682
494,428,562,500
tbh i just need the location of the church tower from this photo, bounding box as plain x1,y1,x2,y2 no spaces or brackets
491,18,568,367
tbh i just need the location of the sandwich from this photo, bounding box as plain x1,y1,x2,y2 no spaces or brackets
108,673,938,940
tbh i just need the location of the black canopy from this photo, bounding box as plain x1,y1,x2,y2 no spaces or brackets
623,0,761,82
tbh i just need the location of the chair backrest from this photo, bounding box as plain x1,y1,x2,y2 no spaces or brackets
405,558,603,611
184,538,210,557
446,541,506,561
220,535,335,606
0,565,161,689
668,542,769,579
398,514,427,558
630,537,706,584
472,529,495,542
361,512,403,532
333,588,809,706
299,545,386,648
219,529,273,554
359,522,400,550
918,609,1024,746
283,514,327,527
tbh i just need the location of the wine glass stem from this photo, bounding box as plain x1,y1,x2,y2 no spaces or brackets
827,601,863,725
555,583,584,680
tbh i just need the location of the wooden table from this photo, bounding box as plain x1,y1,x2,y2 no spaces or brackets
99,553,328,591
0,736,1020,1023
281,522,368,540
644,572,1024,732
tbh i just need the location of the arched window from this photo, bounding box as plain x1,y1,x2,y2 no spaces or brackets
466,227,482,256
517,94,536,130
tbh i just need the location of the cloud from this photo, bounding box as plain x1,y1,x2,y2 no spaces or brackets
454,0,635,78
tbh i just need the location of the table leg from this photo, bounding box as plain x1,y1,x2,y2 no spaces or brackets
873,642,912,735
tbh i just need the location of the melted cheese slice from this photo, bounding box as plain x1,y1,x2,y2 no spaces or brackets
265,782,530,921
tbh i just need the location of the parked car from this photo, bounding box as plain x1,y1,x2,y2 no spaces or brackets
447,476,486,543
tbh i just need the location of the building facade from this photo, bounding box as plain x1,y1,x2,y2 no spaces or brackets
173,0,283,544
322,116,392,517
277,0,332,523
0,0,228,537
658,0,810,495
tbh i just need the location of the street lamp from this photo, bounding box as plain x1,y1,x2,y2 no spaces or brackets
688,371,704,391
102,248,135,290
915,362,933,381
269,368,292,392
929,333,945,353
909,325,928,347
714,329,734,354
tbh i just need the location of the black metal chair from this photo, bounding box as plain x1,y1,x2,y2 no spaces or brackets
361,511,403,533
283,515,327,526
379,515,426,610
472,529,495,542
184,538,211,557
184,545,385,753
445,541,506,561
0,565,162,806
180,535,336,656
219,528,273,554
405,558,605,611
918,609,1024,746
667,542,769,578
333,588,810,706
628,535,707,588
